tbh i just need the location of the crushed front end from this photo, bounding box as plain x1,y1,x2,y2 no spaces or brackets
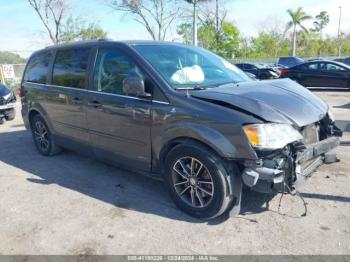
241,113,342,193
0,90,16,124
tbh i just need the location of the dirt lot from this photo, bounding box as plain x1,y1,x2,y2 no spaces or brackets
0,90,349,255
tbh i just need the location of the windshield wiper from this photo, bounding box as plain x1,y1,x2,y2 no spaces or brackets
174,86,208,91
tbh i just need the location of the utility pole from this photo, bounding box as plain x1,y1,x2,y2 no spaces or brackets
337,6,342,57
192,0,198,46
216,0,219,44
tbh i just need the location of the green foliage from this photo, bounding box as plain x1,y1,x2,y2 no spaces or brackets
285,7,312,55
198,22,217,50
0,52,26,64
313,11,330,34
60,16,108,42
178,20,240,59
177,23,192,45
178,19,350,59
215,22,240,59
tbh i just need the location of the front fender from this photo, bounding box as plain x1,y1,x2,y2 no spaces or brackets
154,122,257,162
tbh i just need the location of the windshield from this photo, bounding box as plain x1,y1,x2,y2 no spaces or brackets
133,44,252,90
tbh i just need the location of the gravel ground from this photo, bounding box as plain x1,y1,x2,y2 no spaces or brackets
0,90,349,255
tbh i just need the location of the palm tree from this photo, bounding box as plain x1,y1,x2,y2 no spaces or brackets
285,7,312,56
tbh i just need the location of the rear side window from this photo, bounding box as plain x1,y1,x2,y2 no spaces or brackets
24,52,52,84
52,48,90,89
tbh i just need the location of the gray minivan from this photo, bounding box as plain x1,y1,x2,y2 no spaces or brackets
21,41,342,219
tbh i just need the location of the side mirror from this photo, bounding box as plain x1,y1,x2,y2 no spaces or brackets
123,76,151,98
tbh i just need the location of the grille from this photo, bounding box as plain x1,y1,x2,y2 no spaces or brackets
301,124,319,145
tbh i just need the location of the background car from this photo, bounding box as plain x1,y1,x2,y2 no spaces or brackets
0,82,16,124
277,56,304,68
280,60,350,89
235,63,280,79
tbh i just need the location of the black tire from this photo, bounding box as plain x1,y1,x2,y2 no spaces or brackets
5,108,15,121
30,114,62,156
164,143,233,220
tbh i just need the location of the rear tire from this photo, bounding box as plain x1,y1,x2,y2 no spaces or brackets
30,114,62,156
164,143,233,220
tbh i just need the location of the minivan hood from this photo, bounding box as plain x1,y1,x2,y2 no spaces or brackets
191,79,328,127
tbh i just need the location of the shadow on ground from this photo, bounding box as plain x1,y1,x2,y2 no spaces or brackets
0,129,349,224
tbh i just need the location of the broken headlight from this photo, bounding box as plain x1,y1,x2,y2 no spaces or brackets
243,123,303,150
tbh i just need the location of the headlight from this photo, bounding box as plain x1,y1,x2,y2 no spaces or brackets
243,123,303,150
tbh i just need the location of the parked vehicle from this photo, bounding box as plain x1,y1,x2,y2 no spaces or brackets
21,41,342,219
280,60,350,89
244,72,258,80
277,56,304,68
334,57,350,66
235,63,280,80
0,83,16,124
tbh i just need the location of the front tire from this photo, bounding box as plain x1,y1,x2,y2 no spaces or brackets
30,114,62,156
5,108,15,121
164,144,232,219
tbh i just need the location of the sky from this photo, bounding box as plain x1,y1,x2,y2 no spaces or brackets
0,0,349,58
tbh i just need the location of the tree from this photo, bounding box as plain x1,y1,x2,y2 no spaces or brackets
216,22,240,58
107,0,181,41
184,0,211,45
28,1,107,43
60,16,108,42
285,7,312,56
313,11,330,40
0,52,26,64
28,0,67,44
177,23,192,44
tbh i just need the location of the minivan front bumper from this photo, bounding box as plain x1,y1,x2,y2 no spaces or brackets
241,136,340,193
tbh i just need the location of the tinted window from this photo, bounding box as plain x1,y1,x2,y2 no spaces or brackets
321,63,346,71
245,64,254,70
306,63,319,70
52,49,90,89
93,49,144,95
24,52,52,84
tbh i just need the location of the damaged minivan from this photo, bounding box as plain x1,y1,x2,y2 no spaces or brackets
21,41,342,219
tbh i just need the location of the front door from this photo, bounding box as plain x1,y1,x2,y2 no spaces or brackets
86,48,152,171
319,62,349,87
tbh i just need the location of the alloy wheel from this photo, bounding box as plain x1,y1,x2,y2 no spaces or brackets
34,121,49,152
172,157,214,208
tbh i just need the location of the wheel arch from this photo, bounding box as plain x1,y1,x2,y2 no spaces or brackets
154,123,257,173
28,107,54,133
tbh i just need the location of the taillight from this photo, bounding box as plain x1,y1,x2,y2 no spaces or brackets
280,68,289,75
18,84,24,97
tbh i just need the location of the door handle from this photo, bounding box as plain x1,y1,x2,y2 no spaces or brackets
72,97,83,105
88,100,102,108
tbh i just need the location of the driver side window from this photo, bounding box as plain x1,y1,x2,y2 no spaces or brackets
93,49,144,95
